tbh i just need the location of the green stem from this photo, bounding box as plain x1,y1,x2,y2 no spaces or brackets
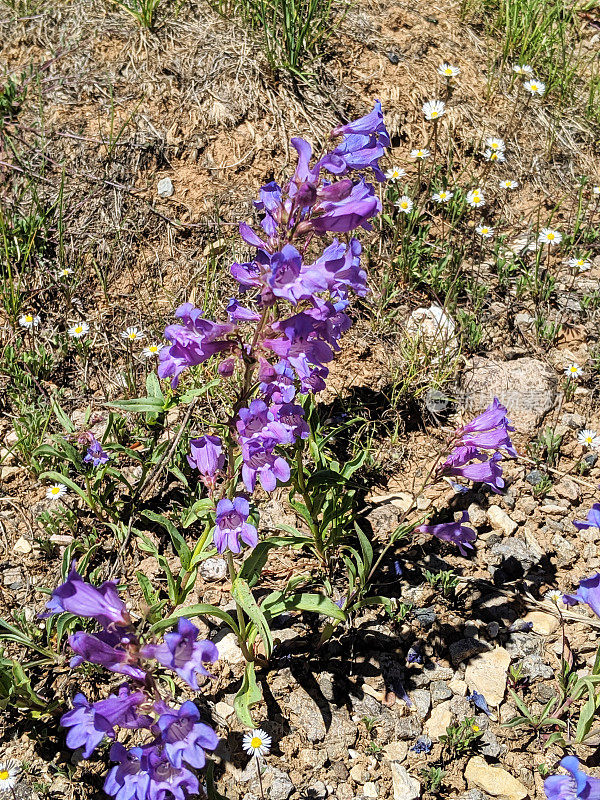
295,444,327,566
226,551,254,662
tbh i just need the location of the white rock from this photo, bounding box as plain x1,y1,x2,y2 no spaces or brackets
405,304,458,356
465,756,529,800
157,177,174,197
448,677,468,696
363,782,379,798
424,699,453,740
522,611,559,635
213,630,245,664
391,763,421,800
382,742,408,762
13,536,32,555
487,506,518,536
464,647,511,706
215,701,235,719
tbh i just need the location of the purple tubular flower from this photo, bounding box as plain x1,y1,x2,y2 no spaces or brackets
212,496,258,554
187,435,225,477
418,511,477,556
275,403,310,440
140,618,218,691
68,631,146,682
84,435,110,466
258,359,297,404
467,690,491,716
93,684,153,729
410,736,432,754
227,298,261,322
44,565,130,630
236,399,291,446
145,747,199,800
543,755,600,800
563,572,600,618
157,700,219,769
438,449,505,494
455,398,517,457
104,744,151,800
60,693,115,758
574,504,600,531
310,179,382,233
320,101,390,182
241,438,291,493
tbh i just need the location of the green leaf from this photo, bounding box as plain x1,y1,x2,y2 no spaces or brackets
106,397,166,414
136,571,160,607
182,498,215,529
146,371,165,401
261,592,346,622
39,471,92,508
141,510,192,570
353,595,394,613
233,578,273,659
50,395,75,433
234,661,262,728
576,691,598,742
355,524,373,574
239,537,311,588
179,379,220,404
151,604,239,635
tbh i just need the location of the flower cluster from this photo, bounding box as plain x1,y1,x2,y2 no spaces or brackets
46,566,219,800
157,103,390,556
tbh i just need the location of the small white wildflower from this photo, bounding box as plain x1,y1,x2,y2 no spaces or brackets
411,148,431,159
545,589,562,604
395,196,414,214
46,483,67,501
565,363,582,378
567,256,591,272
19,313,40,329
385,166,406,181
524,79,545,96
538,228,562,246
485,137,505,152
142,344,163,358
499,179,519,190
121,326,144,342
513,64,534,75
593,185,600,196
432,189,454,203
476,223,495,238
68,321,90,339
242,729,272,757
422,100,446,121
0,760,20,792
59,268,73,278
438,63,460,78
578,429,600,449
466,189,485,208
484,148,506,163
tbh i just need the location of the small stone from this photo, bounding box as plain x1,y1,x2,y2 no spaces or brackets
468,503,487,527
562,412,586,429
584,453,598,468
13,536,32,555
449,638,490,665
464,647,511,706
522,611,559,635
394,716,423,740
390,763,421,800
214,631,245,665
215,701,235,719
350,765,369,783
363,782,378,798
448,677,468,696
519,654,553,680
430,681,453,704
525,470,543,486
551,533,577,567
505,632,542,658
337,784,353,800
465,756,529,800
487,506,518,535
157,177,174,197
555,478,579,501
487,622,500,638
387,50,401,64
487,539,539,577
200,557,227,580
540,504,569,515
382,742,408,762
288,688,327,742
410,689,431,718
460,791,488,800
479,727,502,758
309,781,328,799
268,769,294,800
424,699,452,740
414,606,436,628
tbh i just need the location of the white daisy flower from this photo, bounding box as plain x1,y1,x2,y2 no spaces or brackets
432,189,453,203
513,64,534,75
68,321,89,339
242,729,272,757
485,137,505,152
545,589,562,604
524,79,545,96
385,166,406,181
59,268,73,278
476,224,495,238
19,313,40,329
538,228,562,246
578,429,600,449
410,148,431,159
142,344,163,358
567,256,591,272
422,100,446,121
466,189,485,207
0,760,20,792
395,196,414,214
121,326,145,342
565,363,582,379
46,483,67,501
499,179,519,189
438,63,460,78
484,148,505,163
593,186,600,196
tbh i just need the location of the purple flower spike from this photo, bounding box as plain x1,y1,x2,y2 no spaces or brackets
456,397,516,457
188,435,225,478
213,496,258,554
140,618,218,691
157,700,219,769
563,572,600,618
419,511,477,556
44,565,131,630
68,631,146,682
543,755,600,800
574,503,600,531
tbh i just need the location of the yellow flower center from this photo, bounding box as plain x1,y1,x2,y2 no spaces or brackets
472,725,480,732
25,315,32,322
251,737,262,749
445,69,452,75
149,346,158,352
51,487,60,495
0,771,9,780
431,112,438,118
547,233,554,240
531,84,538,91
75,326,82,333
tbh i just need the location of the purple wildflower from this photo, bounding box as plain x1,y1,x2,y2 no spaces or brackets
241,438,291,493
467,690,491,716
319,101,390,182
563,572,600,618
140,617,218,691
574,503,600,531
157,700,219,769
258,359,297,404
44,565,131,630
410,736,432,754
308,179,382,234
187,435,225,479
84,435,110,467
212,496,258,554
68,630,146,682
543,756,600,800
418,511,477,556
455,397,517,457
104,744,151,800
145,747,199,800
